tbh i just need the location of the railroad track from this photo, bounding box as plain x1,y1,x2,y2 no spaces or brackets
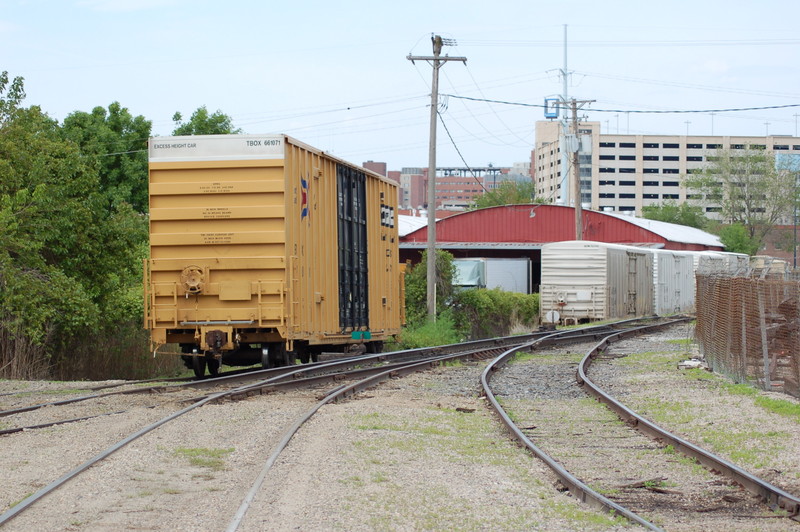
482,318,800,530
7,317,793,529
0,322,630,433
0,334,532,528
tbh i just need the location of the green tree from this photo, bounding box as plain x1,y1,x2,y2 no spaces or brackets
172,106,241,135
404,250,456,326
468,180,545,210
0,76,148,378
684,147,796,252
718,223,761,255
0,71,25,124
642,200,708,229
61,102,152,212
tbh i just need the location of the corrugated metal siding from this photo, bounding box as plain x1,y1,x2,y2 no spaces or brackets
146,134,401,350
652,250,695,315
402,205,668,246
401,205,723,251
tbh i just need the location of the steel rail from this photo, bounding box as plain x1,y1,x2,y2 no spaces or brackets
0,410,131,436
577,323,800,521
0,365,334,527
0,320,645,419
480,324,672,531
0,317,667,527
0,342,502,527
226,345,510,531
0,391,226,527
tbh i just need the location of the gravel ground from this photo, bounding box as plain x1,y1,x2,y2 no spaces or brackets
490,327,800,531
1,324,799,531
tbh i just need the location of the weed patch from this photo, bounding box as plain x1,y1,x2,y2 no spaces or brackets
173,447,233,471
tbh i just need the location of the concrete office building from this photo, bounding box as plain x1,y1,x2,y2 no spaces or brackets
534,120,800,219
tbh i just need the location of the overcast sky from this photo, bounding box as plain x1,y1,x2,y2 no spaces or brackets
4,0,800,170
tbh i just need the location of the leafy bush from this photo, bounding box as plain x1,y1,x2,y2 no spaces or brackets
453,288,539,340
404,250,457,327
394,310,462,349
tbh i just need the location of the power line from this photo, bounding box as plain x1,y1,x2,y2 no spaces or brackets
436,112,488,194
442,94,800,114
456,38,800,48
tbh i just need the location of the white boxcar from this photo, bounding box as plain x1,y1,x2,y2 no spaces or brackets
652,249,696,315
540,241,654,325
693,251,748,275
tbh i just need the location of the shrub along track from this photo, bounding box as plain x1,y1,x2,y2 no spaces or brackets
484,321,800,531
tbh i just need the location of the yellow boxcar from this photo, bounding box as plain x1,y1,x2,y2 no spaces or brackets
144,134,403,376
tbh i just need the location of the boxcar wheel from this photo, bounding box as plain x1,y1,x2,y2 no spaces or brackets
366,341,384,354
268,343,295,367
192,355,206,378
298,346,310,364
206,355,220,376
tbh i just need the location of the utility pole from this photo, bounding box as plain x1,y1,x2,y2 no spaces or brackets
567,98,594,240
558,24,569,206
407,35,466,321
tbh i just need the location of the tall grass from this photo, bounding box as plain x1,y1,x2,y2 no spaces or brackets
50,321,184,380
0,323,52,380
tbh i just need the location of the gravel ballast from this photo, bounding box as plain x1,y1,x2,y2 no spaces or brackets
1,324,799,531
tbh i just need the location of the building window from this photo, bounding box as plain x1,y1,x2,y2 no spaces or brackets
643,155,659,161
599,193,616,198
579,128,592,134
706,207,721,212
663,169,679,174
643,168,659,174
687,156,703,162
619,206,635,212
619,155,636,161
619,180,635,186
794,145,800,150
730,144,745,149
599,180,616,186
599,155,616,160
663,155,679,161
687,143,703,149
643,181,659,186
686,194,702,199
599,142,616,148
663,143,679,149
706,144,721,149
619,168,635,173
774,145,789,150
620,193,636,199
619,142,636,148
599,168,616,173
643,193,659,199
663,181,680,187
750,144,766,150
600,206,615,211
662,194,679,199
643,142,659,148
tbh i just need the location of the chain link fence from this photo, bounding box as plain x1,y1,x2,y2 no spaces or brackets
696,265,800,399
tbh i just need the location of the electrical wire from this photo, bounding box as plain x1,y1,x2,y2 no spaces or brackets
456,38,800,48
443,94,800,114
437,112,488,194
